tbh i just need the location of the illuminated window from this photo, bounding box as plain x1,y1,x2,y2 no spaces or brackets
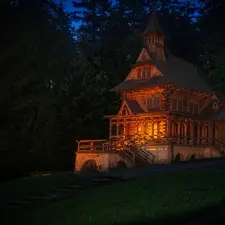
213,102,217,109
178,99,183,112
159,121,167,137
172,99,178,110
194,103,199,114
154,94,160,108
145,122,153,137
137,122,144,135
137,68,141,79
153,122,158,138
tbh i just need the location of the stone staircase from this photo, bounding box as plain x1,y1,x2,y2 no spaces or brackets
213,138,225,156
122,140,156,166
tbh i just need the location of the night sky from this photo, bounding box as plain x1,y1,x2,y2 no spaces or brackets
54,0,200,28
54,0,199,12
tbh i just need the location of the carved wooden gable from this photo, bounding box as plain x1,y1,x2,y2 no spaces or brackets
118,101,132,116
136,48,151,63
126,65,163,80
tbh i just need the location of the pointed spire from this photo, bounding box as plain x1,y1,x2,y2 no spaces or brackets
143,6,163,35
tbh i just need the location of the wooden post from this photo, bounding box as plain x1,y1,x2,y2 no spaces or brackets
167,117,171,140
109,120,112,140
190,121,194,145
184,123,188,145
177,123,181,144
197,122,201,145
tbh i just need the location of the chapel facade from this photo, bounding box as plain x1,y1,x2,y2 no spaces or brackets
75,8,225,173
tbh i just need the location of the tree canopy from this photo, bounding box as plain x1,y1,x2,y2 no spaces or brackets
0,0,224,180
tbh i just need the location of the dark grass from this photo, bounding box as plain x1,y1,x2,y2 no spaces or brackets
0,171,76,205
2,170,225,225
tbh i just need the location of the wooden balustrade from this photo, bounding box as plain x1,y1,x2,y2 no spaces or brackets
78,139,107,151
77,136,215,152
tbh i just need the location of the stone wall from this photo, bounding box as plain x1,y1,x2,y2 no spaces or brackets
75,145,221,173
173,146,219,160
75,151,133,173
145,145,170,163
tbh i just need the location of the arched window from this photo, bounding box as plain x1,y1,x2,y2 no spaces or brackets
137,122,144,135
159,121,167,137
194,103,199,114
178,99,183,112
153,122,158,138
172,99,178,110
154,94,160,108
145,122,153,137
147,96,153,110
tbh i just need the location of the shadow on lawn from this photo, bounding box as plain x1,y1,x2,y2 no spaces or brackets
112,200,225,225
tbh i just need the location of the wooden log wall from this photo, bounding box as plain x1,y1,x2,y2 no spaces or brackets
122,85,212,115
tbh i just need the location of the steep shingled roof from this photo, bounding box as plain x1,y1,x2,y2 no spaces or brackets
142,7,163,35
124,99,144,114
111,54,213,94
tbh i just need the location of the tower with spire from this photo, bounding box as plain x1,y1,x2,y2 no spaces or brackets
75,8,225,173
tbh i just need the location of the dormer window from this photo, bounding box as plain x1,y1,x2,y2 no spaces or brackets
147,94,160,110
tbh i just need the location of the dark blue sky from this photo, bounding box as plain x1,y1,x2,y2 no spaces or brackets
54,0,200,27
55,0,199,12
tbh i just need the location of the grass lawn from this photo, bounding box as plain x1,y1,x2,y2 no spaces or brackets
0,171,76,205
2,170,225,225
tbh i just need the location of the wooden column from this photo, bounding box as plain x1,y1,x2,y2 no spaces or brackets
209,122,214,145
190,121,194,145
177,123,181,144
197,122,201,145
167,117,171,140
124,119,127,138
184,123,188,145
109,120,112,140
135,118,138,135
116,119,119,136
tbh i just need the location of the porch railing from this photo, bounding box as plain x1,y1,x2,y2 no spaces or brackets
77,136,222,152
77,140,107,151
